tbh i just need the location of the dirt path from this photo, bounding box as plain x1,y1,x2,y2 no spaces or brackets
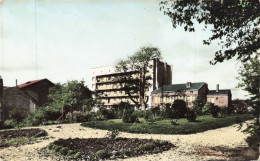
0,122,252,161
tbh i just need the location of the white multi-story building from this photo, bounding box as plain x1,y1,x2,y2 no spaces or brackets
89,59,172,108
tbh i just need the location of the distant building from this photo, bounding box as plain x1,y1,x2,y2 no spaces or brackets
89,59,172,108
151,82,209,107
18,78,54,107
207,84,232,107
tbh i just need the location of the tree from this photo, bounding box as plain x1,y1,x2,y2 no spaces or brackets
237,58,260,123
160,0,260,64
160,0,260,156
192,98,202,115
115,46,161,109
237,57,260,154
48,80,92,121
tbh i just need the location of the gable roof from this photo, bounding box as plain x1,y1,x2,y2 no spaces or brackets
208,89,231,95
18,78,54,89
152,82,206,94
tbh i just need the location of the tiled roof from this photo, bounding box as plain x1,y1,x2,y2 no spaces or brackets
17,78,53,88
152,82,206,94
207,90,231,95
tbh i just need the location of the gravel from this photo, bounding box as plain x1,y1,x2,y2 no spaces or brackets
0,121,251,161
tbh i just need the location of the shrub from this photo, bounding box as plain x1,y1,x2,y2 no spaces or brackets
203,102,220,117
67,150,74,156
172,100,187,118
48,143,54,150
151,106,160,116
74,112,92,123
226,106,234,115
95,107,116,120
59,147,69,155
4,119,18,128
114,102,134,118
9,108,27,123
202,102,212,115
219,107,227,117
105,129,120,140
144,110,154,122
160,105,174,119
192,99,203,115
74,152,81,159
23,106,62,126
133,110,146,118
95,150,110,159
122,109,139,123
209,105,220,118
54,145,62,153
186,109,197,122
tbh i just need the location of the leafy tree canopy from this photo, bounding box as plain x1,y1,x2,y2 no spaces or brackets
115,46,161,108
160,0,260,64
237,58,260,101
48,80,92,112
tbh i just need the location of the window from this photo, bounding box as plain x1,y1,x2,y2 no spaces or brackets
92,84,95,88
92,77,95,81
219,97,224,103
211,98,215,103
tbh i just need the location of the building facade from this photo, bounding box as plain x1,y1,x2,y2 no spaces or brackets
207,84,232,107
151,82,209,108
89,59,172,108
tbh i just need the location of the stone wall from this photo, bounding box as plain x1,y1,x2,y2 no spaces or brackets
3,87,35,120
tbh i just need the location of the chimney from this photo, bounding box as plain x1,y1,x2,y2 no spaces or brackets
0,76,3,126
216,84,219,92
186,82,191,88
16,79,18,87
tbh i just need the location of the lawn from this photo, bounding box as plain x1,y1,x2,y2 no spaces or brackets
81,114,253,134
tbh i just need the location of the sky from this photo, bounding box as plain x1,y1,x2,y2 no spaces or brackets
0,0,250,99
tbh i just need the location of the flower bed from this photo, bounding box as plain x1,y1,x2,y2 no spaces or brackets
47,138,174,160
0,128,47,148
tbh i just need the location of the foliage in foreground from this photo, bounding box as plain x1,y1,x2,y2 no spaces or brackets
81,114,252,135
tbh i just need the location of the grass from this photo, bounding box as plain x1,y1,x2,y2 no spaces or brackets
81,114,253,134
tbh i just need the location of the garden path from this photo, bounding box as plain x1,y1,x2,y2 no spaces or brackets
0,121,252,161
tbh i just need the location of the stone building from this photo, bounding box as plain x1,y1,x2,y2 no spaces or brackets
0,78,54,123
2,87,36,120
207,84,232,107
89,59,172,108
151,82,209,108
18,78,54,106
